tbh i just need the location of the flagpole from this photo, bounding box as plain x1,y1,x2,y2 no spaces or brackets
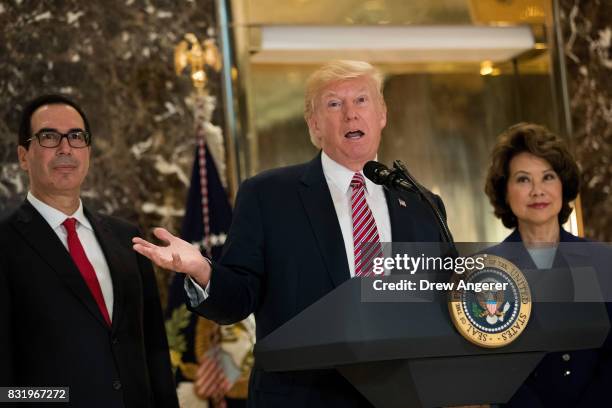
175,33,228,408
194,93,212,255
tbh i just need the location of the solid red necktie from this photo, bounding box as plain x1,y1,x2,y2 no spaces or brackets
351,173,383,277
62,218,111,326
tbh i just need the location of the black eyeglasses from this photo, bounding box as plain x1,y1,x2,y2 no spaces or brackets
27,129,91,148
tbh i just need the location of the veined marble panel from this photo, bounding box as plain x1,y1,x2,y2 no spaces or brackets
560,0,612,241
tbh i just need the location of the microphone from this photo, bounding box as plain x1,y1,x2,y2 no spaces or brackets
363,161,417,193
364,160,455,246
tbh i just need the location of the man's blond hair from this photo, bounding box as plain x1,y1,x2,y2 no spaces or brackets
304,60,385,148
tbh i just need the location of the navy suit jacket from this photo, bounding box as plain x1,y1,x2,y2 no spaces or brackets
493,229,612,407
191,154,450,407
0,200,179,408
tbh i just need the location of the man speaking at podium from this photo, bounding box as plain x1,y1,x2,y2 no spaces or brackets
134,60,449,407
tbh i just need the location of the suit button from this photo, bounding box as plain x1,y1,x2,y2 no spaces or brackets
112,337,119,345
113,380,122,390
562,353,570,361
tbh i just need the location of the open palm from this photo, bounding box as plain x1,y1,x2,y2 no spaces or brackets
132,227,210,281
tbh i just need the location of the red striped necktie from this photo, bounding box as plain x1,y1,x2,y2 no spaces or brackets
351,173,383,277
63,218,111,326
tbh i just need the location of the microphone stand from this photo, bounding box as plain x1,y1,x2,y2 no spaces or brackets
392,160,455,246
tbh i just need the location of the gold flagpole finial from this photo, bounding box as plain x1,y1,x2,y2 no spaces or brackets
174,33,222,91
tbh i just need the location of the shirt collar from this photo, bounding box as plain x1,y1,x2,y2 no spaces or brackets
27,191,92,231
321,151,379,195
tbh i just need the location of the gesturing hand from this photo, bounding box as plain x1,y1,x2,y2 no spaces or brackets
132,227,212,286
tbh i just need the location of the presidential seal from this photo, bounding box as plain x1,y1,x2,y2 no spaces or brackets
448,254,531,348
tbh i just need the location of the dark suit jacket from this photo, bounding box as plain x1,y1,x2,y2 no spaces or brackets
491,229,612,407
0,200,179,408
191,154,450,407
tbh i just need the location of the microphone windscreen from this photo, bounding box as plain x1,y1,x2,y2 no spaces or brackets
363,161,388,185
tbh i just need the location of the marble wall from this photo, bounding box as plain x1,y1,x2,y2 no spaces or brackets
560,0,612,242
0,0,222,302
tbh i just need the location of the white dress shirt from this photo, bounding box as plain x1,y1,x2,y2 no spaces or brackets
27,191,114,320
321,152,392,277
184,152,392,305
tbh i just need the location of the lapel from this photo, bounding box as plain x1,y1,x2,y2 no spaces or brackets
500,229,538,270
12,200,110,329
84,208,130,333
384,187,419,242
297,154,351,288
556,228,590,269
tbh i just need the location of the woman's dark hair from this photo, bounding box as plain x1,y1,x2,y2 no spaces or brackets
484,122,580,228
18,94,91,148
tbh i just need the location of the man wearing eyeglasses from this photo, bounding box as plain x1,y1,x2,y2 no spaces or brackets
0,94,179,408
